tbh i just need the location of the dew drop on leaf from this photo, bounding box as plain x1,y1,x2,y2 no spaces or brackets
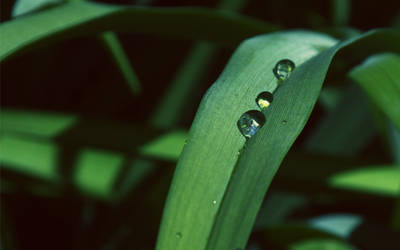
256,91,274,110
237,110,266,139
176,232,182,239
273,59,295,82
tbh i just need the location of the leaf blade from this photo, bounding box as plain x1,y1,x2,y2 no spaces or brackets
349,53,400,130
0,1,278,61
156,29,400,250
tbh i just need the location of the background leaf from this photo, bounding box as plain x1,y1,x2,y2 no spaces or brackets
349,53,400,130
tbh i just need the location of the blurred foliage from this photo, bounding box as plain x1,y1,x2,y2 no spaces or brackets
1,0,400,250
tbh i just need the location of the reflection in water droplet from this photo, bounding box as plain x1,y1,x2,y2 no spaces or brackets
281,120,287,125
176,232,182,239
237,110,266,139
256,91,274,110
212,200,217,205
273,59,295,82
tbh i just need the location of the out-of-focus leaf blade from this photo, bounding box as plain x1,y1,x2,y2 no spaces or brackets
290,238,356,250
305,84,376,156
387,122,400,163
12,0,62,17
331,0,350,26
318,86,342,111
1,109,77,137
329,166,400,196
74,148,124,199
349,53,400,130
254,191,307,229
309,214,362,239
0,135,59,181
0,1,278,61
100,31,141,94
156,29,400,250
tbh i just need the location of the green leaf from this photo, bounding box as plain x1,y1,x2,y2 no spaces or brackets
329,165,400,196
305,84,376,156
0,135,59,181
73,148,124,199
387,121,400,163
12,0,62,17
156,29,400,250
1,109,77,138
309,214,362,238
0,1,278,61
318,86,343,111
139,131,187,161
349,53,400,131
331,0,350,26
275,152,398,198
290,238,356,250
254,191,307,229
100,31,141,95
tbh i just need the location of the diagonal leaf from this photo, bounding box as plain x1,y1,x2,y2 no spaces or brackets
349,53,400,131
0,1,278,61
156,29,400,250
100,31,141,94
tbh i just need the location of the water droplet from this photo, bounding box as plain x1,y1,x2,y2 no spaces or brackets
212,200,217,205
273,59,295,82
237,110,266,139
256,91,274,110
176,232,182,239
281,120,287,125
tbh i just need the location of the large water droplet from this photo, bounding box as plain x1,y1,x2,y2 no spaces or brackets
273,59,295,82
176,232,182,239
237,110,266,139
256,91,274,110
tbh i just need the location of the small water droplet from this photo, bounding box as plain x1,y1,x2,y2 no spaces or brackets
237,110,266,139
273,59,295,82
212,200,217,205
176,232,182,239
281,120,287,125
256,91,274,110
